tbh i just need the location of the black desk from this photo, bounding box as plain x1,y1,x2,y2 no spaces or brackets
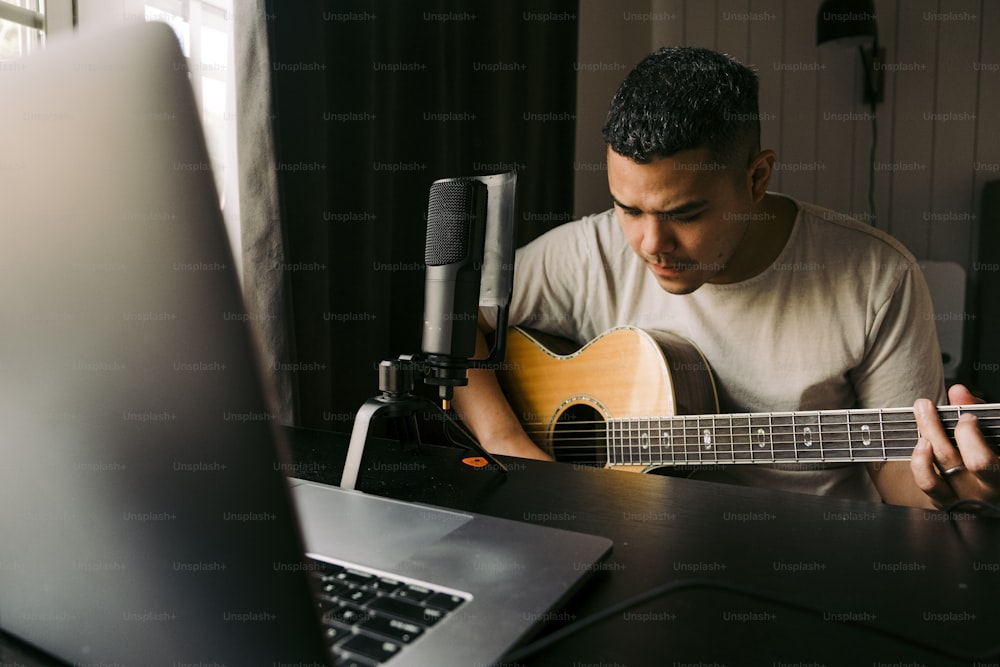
291,427,1000,667
3,427,999,667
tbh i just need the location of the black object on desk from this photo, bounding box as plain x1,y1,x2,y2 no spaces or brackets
292,426,1000,667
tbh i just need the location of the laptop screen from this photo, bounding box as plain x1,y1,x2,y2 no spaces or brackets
0,22,330,666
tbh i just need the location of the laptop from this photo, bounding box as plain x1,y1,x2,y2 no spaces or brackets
0,22,612,667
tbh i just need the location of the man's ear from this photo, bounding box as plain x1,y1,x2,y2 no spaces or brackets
747,149,776,204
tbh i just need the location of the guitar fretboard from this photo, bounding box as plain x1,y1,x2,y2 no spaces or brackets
607,404,1000,468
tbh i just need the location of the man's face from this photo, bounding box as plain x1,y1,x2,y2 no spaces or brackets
607,146,755,295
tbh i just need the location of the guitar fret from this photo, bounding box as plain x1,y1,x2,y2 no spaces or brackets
709,415,719,464
664,415,673,466
666,415,673,466
769,414,775,461
882,409,918,458
878,410,887,460
605,419,621,465
628,418,635,466
796,413,822,462
686,415,701,464
654,416,662,465
772,414,795,462
849,411,883,460
607,419,615,466
629,419,637,466
608,419,616,466
712,414,732,465
816,412,824,460
730,416,750,462
670,415,676,466
748,415,768,462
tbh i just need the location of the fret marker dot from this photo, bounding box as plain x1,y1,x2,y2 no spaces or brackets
861,424,872,446
757,428,766,448
640,432,650,450
803,426,813,447
702,429,712,449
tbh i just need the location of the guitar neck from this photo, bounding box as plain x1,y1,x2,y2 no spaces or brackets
607,403,1000,468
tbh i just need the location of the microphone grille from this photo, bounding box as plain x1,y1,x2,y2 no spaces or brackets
425,179,477,266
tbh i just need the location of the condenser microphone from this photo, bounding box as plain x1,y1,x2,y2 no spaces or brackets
421,177,488,399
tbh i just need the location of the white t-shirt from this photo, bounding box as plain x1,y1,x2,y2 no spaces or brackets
488,197,947,502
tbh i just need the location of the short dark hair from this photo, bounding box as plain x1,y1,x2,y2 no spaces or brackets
602,47,761,166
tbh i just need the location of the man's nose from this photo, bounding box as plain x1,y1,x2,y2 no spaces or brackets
639,215,677,258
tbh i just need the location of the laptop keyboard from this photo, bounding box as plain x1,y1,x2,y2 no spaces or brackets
307,556,470,666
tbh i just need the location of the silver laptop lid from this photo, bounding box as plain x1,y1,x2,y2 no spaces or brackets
0,22,329,666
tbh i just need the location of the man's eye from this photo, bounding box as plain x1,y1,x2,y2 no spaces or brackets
656,211,702,223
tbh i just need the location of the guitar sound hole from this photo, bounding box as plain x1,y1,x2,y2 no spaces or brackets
553,404,605,467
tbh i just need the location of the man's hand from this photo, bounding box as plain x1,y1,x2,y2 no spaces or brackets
911,384,1000,508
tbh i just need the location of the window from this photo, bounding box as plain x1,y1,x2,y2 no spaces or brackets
0,0,74,58
5,0,240,271
144,0,240,273
0,0,46,60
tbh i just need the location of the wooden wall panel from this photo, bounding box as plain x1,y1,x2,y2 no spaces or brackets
775,0,821,203
715,0,751,63
748,0,786,193
973,0,1000,277
927,0,982,265
883,0,939,254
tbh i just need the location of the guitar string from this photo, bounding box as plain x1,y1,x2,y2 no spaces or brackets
518,413,1000,428
519,418,1000,439
518,417,1000,457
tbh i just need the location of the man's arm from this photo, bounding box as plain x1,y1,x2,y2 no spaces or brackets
866,461,936,509
851,258,947,508
450,317,554,461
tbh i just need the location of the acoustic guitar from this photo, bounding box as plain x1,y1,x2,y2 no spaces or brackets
494,326,1000,473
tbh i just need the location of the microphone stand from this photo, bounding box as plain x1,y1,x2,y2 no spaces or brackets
340,313,511,491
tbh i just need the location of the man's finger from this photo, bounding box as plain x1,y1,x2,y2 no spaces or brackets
910,438,956,508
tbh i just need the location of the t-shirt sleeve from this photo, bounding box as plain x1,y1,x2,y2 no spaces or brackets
850,259,948,408
481,213,615,343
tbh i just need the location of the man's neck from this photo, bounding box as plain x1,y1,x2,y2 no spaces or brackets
714,193,797,284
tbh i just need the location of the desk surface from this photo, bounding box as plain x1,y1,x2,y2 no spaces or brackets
3,426,999,667
287,427,1000,667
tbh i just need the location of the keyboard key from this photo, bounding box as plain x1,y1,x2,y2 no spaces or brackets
394,584,432,602
333,655,378,667
325,603,374,627
336,569,376,586
319,580,351,599
321,624,351,646
370,577,403,593
368,596,443,626
340,633,402,663
314,561,346,577
344,588,377,605
425,592,466,611
359,616,425,644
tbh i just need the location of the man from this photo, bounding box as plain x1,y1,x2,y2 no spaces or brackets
452,46,949,508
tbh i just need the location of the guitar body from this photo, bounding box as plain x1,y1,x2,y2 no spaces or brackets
497,326,719,472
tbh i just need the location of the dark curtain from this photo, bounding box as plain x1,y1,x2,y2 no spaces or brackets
262,1,580,432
